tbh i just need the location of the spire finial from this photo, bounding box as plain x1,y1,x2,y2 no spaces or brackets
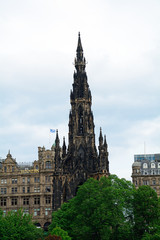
99,127,103,145
7,150,12,158
76,32,83,52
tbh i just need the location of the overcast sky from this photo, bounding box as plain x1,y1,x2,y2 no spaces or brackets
0,0,160,180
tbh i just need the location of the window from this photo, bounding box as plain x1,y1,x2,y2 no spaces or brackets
151,170,156,175
151,163,155,168
143,163,148,169
45,208,51,216
4,166,7,173
1,179,7,184
45,186,51,192
36,165,39,170
143,180,149,185
143,171,148,175
23,187,25,193
22,178,25,184
11,198,17,206
23,209,29,215
45,196,51,204
12,187,17,194
78,106,83,134
1,188,7,194
34,187,40,192
0,198,7,206
23,197,29,205
27,187,30,193
152,180,156,185
12,166,14,172
34,197,40,205
34,208,40,216
45,176,50,183
27,177,30,183
46,161,52,169
158,163,160,168
34,177,40,183
12,178,17,184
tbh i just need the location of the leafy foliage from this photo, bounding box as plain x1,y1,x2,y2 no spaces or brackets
50,227,71,240
0,209,43,240
133,185,160,240
49,175,135,240
44,234,62,240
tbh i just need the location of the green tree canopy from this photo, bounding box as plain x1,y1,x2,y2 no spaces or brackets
133,185,160,240
0,209,43,240
50,227,71,240
49,175,135,240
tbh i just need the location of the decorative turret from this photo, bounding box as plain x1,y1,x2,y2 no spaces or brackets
62,137,66,158
7,150,12,158
99,127,103,147
54,130,61,171
104,135,108,149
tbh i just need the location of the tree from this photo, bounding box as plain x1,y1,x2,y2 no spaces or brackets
0,209,43,240
50,227,71,240
49,175,135,240
44,234,62,240
133,185,160,240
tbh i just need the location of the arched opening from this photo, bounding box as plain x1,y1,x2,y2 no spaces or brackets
35,223,41,228
78,106,83,135
43,222,51,231
78,145,84,159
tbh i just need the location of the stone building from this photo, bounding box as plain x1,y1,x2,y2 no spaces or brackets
0,33,109,227
0,149,54,229
132,153,160,196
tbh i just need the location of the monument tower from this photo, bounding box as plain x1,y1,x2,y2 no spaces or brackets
53,33,109,210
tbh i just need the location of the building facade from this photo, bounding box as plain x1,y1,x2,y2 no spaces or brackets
0,148,55,229
0,33,109,227
132,153,160,196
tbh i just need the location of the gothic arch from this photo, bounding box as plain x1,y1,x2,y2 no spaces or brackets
78,105,83,135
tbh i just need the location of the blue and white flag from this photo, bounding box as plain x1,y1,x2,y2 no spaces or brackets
50,129,56,133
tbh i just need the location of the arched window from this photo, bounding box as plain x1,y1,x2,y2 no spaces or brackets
143,163,148,169
151,163,155,168
78,106,83,135
46,161,52,169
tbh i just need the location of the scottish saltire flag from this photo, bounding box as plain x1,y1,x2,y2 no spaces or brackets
50,129,56,133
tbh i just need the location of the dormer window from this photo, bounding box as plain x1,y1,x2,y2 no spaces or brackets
4,166,7,173
143,163,148,169
151,163,155,168
12,166,14,172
